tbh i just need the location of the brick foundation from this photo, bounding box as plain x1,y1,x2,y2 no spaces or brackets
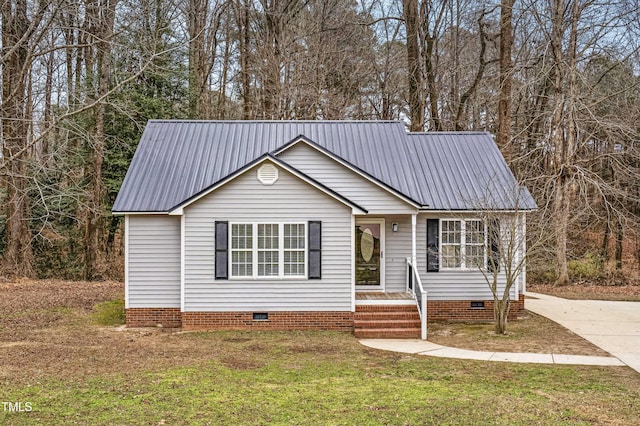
126,308,182,328
182,311,354,332
427,294,526,322
126,294,525,331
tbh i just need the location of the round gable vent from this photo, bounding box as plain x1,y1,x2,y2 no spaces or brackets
257,163,279,185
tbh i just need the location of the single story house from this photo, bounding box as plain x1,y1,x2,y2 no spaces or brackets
113,120,536,338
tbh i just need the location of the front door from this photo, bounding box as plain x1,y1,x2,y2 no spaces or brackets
355,219,385,290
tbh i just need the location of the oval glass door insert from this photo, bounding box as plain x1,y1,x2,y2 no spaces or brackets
361,228,374,262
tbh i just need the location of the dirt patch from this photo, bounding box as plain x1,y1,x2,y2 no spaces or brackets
288,343,339,354
220,357,264,370
0,278,124,341
222,337,252,343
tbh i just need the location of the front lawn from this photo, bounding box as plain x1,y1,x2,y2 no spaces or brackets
1,280,639,425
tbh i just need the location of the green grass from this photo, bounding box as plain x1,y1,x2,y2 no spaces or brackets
91,299,125,326
1,331,639,425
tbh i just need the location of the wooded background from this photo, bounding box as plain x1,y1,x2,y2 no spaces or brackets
1,0,639,284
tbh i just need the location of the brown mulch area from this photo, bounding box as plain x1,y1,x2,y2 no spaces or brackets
529,282,640,302
428,311,609,356
0,279,616,387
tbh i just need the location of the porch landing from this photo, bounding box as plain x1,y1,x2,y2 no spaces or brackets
355,292,415,306
356,292,414,300
356,291,416,306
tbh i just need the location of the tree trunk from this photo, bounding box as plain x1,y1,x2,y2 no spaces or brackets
454,13,488,131
494,298,510,334
497,0,514,161
235,0,253,119
403,0,424,131
420,1,447,131
84,0,118,281
549,0,574,286
553,184,571,285
217,15,232,119
188,0,205,118
615,220,623,270
42,33,55,162
1,0,34,277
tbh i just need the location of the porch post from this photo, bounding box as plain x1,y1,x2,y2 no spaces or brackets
411,213,417,267
350,214,356,312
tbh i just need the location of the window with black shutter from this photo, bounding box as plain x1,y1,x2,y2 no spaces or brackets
488,219,501,272
215,221,228,279
426,219,439,272
308,221,322,279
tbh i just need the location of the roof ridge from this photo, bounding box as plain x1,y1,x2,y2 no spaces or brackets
408,131,491,135
148,119,405,124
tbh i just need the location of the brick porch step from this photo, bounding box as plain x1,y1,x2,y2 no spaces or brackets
354,304,421,339
354,311,420,321
354,319,421,329
354,327,422,339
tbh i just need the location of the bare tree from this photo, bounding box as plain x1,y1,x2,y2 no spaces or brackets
1,0,53,276
482,210,530,334
187,0,228,118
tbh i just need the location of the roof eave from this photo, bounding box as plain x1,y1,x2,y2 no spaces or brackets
111,210,170,216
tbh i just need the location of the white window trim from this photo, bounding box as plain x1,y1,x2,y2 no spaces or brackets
440,218,487,271
229,222,307,279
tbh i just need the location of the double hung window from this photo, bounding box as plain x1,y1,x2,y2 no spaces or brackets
230,223,306,278
440,219,485,269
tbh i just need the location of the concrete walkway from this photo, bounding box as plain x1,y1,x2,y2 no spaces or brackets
361,292,640,372
526,292,640,374
360,339,624,366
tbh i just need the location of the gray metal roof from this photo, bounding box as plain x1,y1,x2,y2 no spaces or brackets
406,132,538,210
112,120,536,213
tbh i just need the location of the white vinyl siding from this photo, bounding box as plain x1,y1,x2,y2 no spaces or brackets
417,213,518,301
183,162,352,312
127,215,181,308
278,142,417,214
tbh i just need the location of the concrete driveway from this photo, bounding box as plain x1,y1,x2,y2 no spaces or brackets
526,292,640,374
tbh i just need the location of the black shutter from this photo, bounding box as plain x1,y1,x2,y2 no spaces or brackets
427,219,439,272
488,219,501,272
308,221,322,279
215,221,228,279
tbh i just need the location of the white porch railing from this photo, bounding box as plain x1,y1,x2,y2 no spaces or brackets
406,257,427,340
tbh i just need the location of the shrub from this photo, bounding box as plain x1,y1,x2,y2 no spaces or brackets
568,252,603,281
